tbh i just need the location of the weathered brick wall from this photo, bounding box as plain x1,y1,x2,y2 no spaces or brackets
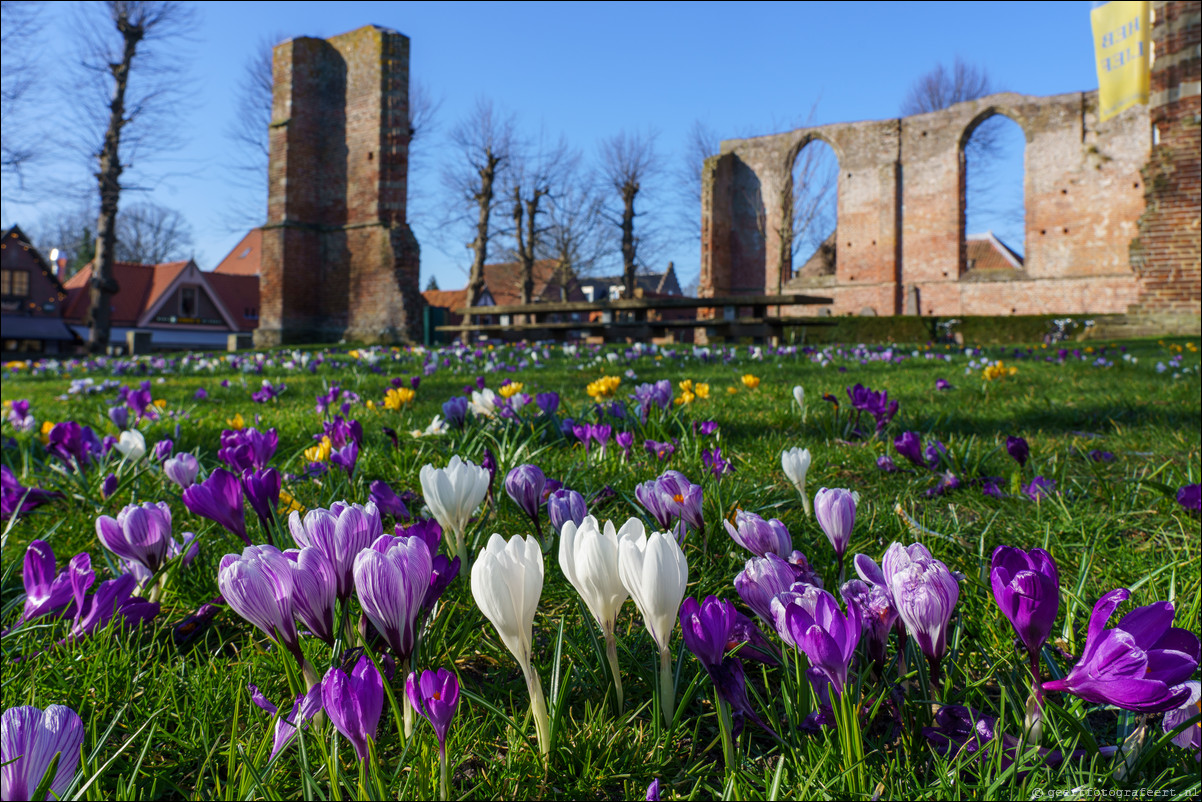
1130,0,1201,317
699,4,1200,324
256,25,421,347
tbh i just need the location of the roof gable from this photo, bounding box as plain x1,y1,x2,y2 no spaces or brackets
213,228,262,276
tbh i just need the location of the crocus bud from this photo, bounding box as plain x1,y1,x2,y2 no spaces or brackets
723,509,792,558
780,447,812,515
164,453,200,489
1006,436,1029,467
547,488,587,534
989,545,1059,665
814,488,856,561
504,464,547,529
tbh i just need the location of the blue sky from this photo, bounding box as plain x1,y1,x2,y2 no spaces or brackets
1,1,1102,289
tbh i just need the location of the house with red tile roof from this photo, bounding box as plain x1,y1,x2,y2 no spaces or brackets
1,225,80,358
62,257,259,350
213,228,262,276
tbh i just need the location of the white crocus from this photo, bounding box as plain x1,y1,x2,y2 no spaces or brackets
618,527,688,727
409,414,448,439
792,385,806,422
781,446,813,516
469,388,498,418
471,533,550,755
559,515,634,710
419,456,490,563
115,429,147,462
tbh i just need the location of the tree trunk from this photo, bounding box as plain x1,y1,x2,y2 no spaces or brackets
620,180,638,299
465,147,499,342
88,19,143,353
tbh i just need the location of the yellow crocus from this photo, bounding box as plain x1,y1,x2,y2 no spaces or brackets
741,374,760,390
695,383,710,399
227,412,245,430
304,436,332,463
498,382,524,399
679,379,694,393
384,387,416,410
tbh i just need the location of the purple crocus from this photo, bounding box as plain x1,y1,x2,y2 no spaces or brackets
894,432,925,468
616,431,634,461
1023,476,1056,500
369,480,411,521
95,501,174,574
877,455,898,473
1041,588,1200,712
1,465,60,521
814,487,856,572
635,470,703,534
406,668,460,752
217,545,303,664
723,510,791,558
17,540,74,625
535,392,560,416
243,468,282,539
45,421,102,468
505,464,547,535
151,439,173,462
100,473,118,499
329,441,360,477
441,396,469,429
935,378,951,391
0,704,85,802
1162,681,1201,761
249,683,323,762
66,554,159,640
1178,484,1201,513
735,552,821,625
218,427,279,473
1006,436,1029,467
322,655,383,762
782,587,862,697
840,578,898,669
547,488,587,535
183,468,249,545
701,447,733,478
163,453,200,490
108,405,130,430
288,501,382,601
644,439,675,462
285,547,337,646
990,546,1059,669
481,448,497,505
679,596,773,734
882,542,960,678
352,534,432,663
646,779,662,802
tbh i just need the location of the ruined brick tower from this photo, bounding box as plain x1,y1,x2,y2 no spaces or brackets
255,25,421,347
1129,0,1201,320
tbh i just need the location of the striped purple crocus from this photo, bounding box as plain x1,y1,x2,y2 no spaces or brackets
781,587,862,697
249,683,323,762
352,534,434,663
95,502,174,575
288,501,382,601
183,468,249,545
218,545,303,665
0,704,85,802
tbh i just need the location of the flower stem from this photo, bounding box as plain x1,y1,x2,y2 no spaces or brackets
524,665,551,756
403,693,415,739
438,742,449,802
716,696,736,775
658,647,675,728
604,631,624,712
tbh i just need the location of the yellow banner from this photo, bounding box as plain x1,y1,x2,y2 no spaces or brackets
1091,0,1150,121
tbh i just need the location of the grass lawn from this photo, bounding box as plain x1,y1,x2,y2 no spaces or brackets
1,336,1199,801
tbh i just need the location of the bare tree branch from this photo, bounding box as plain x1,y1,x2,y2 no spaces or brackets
674,119,720,243
537,165,606,298
598,128,659,298
113,201,194,263
1,1,45,191
69,0,197,351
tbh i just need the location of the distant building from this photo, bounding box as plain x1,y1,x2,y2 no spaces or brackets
0,225,79,358
62,258,259,351
213,228,262,276
422,260,586,330
577,262,684,303
964,231,1025,276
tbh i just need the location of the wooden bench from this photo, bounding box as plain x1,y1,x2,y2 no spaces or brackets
435,293,834,344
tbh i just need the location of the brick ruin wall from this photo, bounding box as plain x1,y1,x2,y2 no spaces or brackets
256,25,421,347
701,1,1200,322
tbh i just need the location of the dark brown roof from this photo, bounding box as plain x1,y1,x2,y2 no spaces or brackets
578,263,683,298
213,229,262,276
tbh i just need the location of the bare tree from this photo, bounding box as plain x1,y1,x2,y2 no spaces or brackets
673,120,720,243
538,168,606,300
31,200,99,279
114,202,193,264
598,129,659,299
441,98,515,319
901,57,1003,161
69,1,196,352
508,135,574,312
788,139,838,269
1,1,44,191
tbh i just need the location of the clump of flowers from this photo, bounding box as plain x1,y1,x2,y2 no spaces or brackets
587,375,622,400
983,361,1018,381
384,387,416,410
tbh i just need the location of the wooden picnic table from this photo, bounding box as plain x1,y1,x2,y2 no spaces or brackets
435,292,834,343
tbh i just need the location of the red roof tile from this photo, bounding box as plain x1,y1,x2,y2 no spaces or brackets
206,273,261,331
966,233,1024,271
213,229,262,276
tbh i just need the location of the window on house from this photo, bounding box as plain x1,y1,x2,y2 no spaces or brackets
1,269,30,297
180,287,196,317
